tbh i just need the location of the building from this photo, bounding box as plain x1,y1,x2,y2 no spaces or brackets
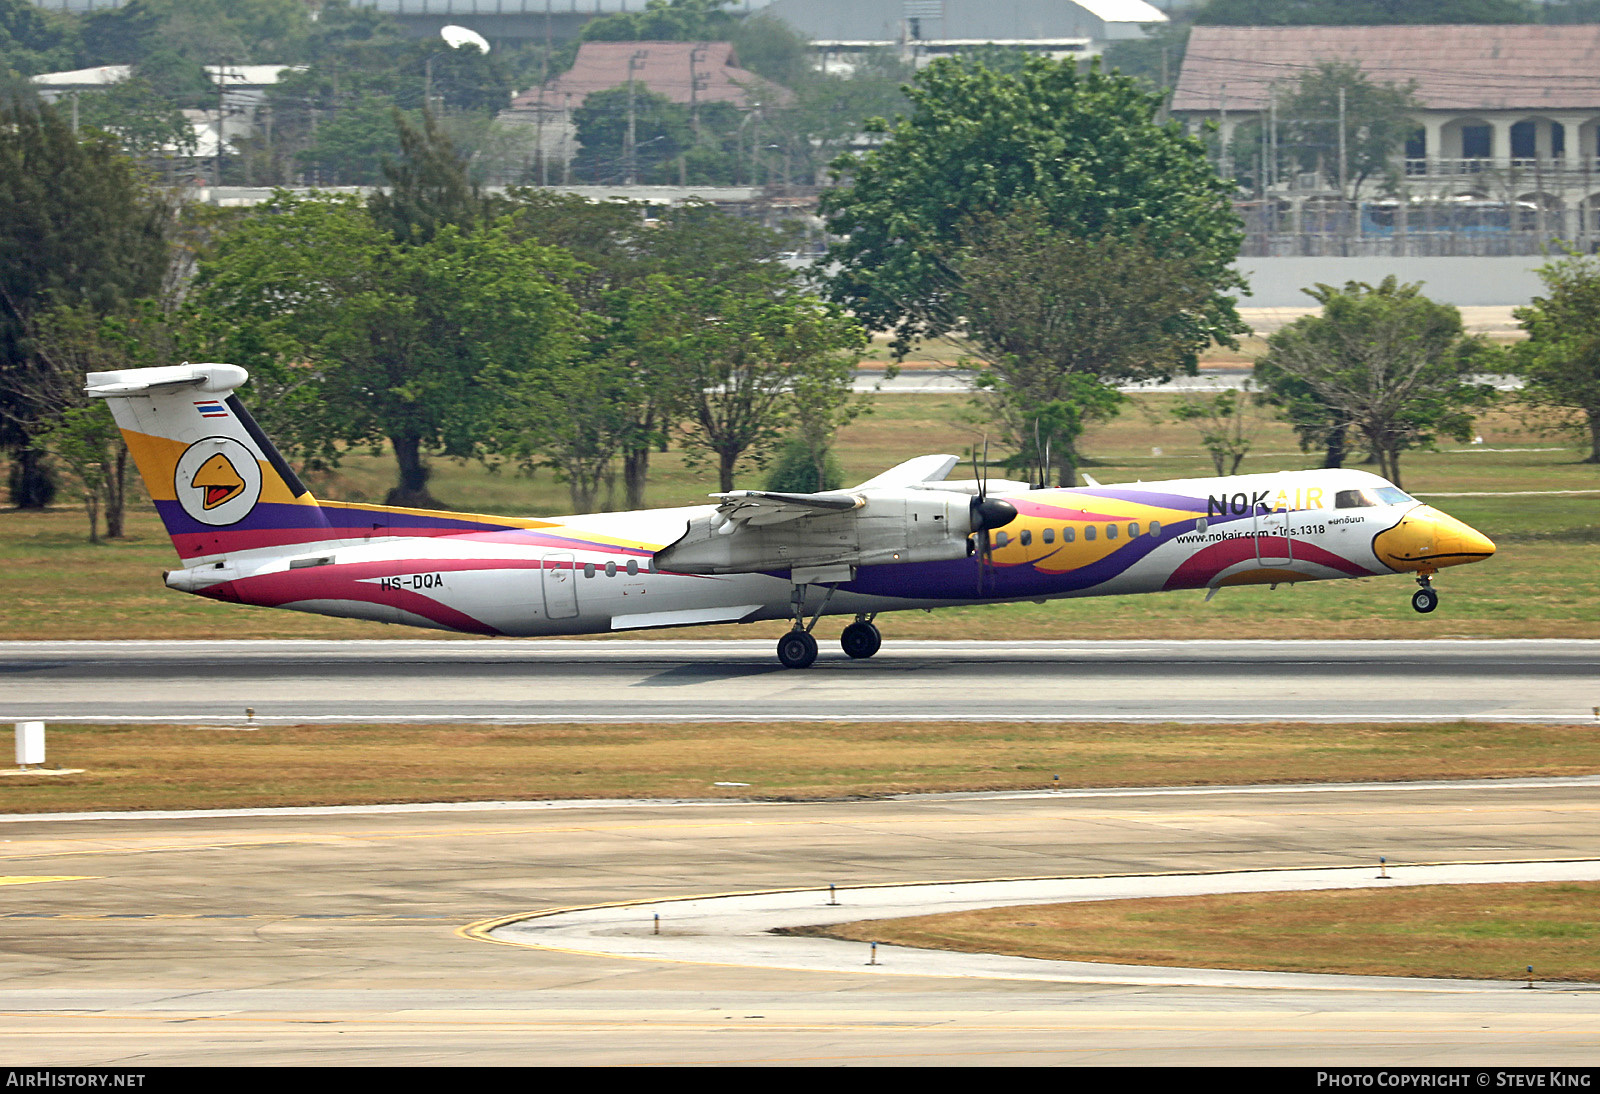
764,0,1167,52
1172,24,1600,254
502,40,786,182
30,64,297,166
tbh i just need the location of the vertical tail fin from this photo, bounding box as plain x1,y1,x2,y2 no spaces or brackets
88,363,337,563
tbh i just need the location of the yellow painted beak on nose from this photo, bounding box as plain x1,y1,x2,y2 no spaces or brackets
1373,505,1497,573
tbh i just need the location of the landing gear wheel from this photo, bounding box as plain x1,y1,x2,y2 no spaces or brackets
840,621,882,659
1411,587,1439,614
776,630,819,669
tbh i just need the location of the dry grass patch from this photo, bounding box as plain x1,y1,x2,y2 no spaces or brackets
812,881,1600,983
3,720,1598,814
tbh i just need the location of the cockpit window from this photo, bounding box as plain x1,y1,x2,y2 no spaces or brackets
1335,489,1374,509
1373,486,1415,505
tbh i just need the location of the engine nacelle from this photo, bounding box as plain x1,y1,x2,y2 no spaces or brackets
656,488,988,575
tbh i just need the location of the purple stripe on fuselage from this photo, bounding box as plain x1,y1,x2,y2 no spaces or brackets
844,514,1224,600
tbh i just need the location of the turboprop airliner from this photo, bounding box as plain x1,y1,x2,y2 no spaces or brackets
90,363,1497,668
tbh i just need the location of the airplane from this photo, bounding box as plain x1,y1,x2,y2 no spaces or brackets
89,363,1498,668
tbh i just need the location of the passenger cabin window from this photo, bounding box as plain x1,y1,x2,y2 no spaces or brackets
994,531,1009,547
1020,529,1032,547
1084,525,1096,541
626,559,639,575
1128,522,1140,538
1063,527,1075,542
1043,528,1055,544
1149,521,1162,538
1106,524,1118,540
605,561,616,577
583,563,595,578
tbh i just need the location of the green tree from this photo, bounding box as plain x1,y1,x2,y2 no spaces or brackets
1192,0,1536,24
1278,61,1423,199
822,57,1244,484
638,277,864,492
578,0,738,44
26,301,177,541
948,210,1236,487
369,109,496,244
1511,252,1600,464
186,194,579,506
1255,278,1496,489
74,76,198,159
0,0,77,77
0,101,170,507
1172,388,1260,477
571,85,692,185
821,56,1242,360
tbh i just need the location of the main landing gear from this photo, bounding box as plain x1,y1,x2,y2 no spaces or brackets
774,585,882,668
840,617,882,659
1411,573,1439,614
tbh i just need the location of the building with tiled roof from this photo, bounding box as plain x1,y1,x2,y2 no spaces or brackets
1172,23,1600,251
502,40,788,184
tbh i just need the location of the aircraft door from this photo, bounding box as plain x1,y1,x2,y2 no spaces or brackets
1256,502,1293,565
542,552,579,619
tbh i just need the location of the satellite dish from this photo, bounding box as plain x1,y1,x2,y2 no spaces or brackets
440,25,490,54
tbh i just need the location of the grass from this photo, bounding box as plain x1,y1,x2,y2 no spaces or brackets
807,882,1600,983
4,720,1599,814
3,393,1597,640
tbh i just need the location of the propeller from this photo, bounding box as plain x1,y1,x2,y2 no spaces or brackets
969,436,1017,595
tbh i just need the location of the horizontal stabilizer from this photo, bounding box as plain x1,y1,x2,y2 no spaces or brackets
852,454,960,490
86,363,248,399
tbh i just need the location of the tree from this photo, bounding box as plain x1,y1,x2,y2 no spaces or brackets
1254,278,1496,489
1277,61,1423,199
947,210,1237,488
0,101,170,507
821,54,1243,363
25,301,177,541
185,194,579,506
577,0,738,44
639,278,865,492
1511,252,1600,463
1192,0,1536,24
1172,388,1260,477
368,109,495,244
571,85,692,185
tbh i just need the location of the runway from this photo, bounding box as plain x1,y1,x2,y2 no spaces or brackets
3,638,1595,723
0,778,1595,1066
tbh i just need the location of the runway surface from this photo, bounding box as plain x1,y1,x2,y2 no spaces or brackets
0,778,1596,1066
3,639,1596,724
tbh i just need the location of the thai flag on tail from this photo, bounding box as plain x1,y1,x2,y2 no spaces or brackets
193,400,228,418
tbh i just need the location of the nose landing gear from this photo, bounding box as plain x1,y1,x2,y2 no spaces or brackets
1411,573,1439,614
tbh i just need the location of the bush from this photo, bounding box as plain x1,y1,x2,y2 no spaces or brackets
763,436,844,492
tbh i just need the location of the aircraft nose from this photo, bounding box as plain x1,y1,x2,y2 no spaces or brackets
1436,511,1496,563
1374,505,1495,571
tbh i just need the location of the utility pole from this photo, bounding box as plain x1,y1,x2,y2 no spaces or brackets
625,49,647,185
214,62,229,189
1338,85,1348,200
1218,83,1229,182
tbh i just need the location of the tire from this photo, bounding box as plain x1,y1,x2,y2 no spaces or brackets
1412,587,1439,614
840,621,882,659
776,630,819,669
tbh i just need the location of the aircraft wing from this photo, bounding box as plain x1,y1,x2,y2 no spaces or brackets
709,490,863,529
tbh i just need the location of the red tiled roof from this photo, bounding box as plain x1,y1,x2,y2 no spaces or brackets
1173,24,1600,113
510,40,789,112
